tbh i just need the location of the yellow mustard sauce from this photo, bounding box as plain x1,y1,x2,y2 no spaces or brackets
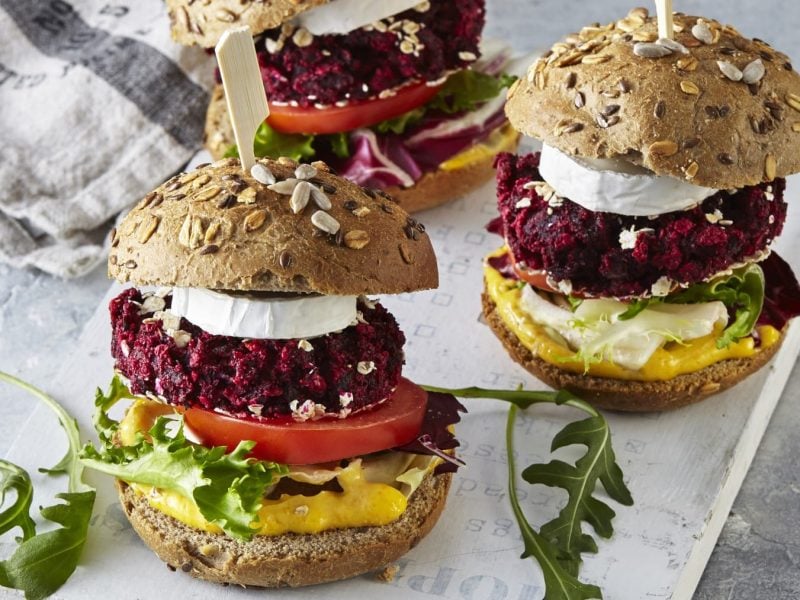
440,123,519,172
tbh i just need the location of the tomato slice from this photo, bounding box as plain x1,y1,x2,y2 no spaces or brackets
183,378,427,465
267,81,443,135
512,261,557,293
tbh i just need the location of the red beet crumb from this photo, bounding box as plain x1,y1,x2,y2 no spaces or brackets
493,152,787,298
255,0,485,107
110,290,405,418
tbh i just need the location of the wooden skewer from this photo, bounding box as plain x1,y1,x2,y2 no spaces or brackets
655,0,674,40
215,27,270,173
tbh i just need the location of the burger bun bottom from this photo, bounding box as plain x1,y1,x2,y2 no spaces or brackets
117,471,451,587
482,289,783,412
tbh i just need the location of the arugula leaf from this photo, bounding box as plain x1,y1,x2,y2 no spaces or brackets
524,415,633,575
0,491,95,600
0,462,35,541
80,377,286,540
0,372,96,600
424,385,632,599
668,264,764,348
507,405,602,600
225,121,316,162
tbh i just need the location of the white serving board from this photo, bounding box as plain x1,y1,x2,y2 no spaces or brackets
4,175,800,600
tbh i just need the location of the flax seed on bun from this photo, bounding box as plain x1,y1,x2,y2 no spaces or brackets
117,473,451,588
108,157,437,295
166,0,329,48
505,8,800,188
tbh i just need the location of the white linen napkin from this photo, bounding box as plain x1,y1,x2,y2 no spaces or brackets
0,0,214,277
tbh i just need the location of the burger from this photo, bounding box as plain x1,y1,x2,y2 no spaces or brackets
166,0,520,211
483,8,800,411
90,155,465,586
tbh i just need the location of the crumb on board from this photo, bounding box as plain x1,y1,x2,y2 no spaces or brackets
376,564,400,583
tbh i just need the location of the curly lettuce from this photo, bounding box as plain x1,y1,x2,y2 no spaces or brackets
80,377,286,540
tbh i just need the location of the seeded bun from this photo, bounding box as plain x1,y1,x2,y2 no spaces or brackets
108,157,438,295
482,291,783,411
506,8,800,189
117,472,451,587
166,0,328,48
204,85,517,213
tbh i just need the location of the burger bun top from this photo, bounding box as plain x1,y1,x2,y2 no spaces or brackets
108,157,438,296
506,8,800,189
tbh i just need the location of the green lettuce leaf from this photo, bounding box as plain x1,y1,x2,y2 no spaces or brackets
428,70,516,115
372,70,516,136
327,132,351,158
668,264,765,348
0,372,96,600
373,107,426,135
225,121,316,162
80,377,286,540
617,298,655,321
562,265,765,348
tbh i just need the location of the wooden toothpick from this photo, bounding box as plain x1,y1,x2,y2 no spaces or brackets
655,0,674,40
215,27,270,173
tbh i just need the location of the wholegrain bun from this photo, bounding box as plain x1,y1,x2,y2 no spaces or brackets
117,472,451,587
109,157,437,295
204,84,518,214
506,8,800,189
482,290,783,412
166,0,328,48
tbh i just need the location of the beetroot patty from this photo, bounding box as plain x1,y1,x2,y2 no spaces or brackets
110,289,405,418
255,0,485,107
492,152,787,298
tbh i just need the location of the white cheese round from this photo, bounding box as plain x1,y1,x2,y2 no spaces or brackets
169,288,358,340
538,144,718,216
294,0,423,36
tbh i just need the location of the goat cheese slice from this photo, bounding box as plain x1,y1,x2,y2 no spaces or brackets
538,144,718,217
169,288,358,340
294,0,423,36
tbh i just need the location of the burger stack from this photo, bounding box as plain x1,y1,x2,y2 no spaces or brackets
103,155,464,586
167,0,520,211
484,7,800,410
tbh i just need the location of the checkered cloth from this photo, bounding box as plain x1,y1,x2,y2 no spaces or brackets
0,0,212,277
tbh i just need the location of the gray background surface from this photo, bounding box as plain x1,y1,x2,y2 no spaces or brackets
1,1,799,598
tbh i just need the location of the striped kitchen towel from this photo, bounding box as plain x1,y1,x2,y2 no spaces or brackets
0,0,212,277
